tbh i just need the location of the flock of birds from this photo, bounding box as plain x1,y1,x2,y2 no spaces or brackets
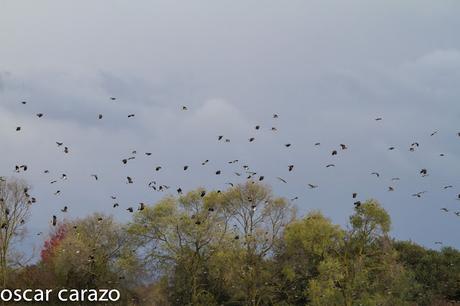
2,99,460,243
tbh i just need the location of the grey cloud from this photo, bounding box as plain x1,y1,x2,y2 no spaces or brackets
0,1,460,254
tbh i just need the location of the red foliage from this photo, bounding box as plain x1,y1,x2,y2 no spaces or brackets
40,224,67,263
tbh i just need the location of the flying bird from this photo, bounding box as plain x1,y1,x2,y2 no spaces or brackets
412,191,427,198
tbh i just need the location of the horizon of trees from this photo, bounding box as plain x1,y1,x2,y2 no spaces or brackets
0,177,459,305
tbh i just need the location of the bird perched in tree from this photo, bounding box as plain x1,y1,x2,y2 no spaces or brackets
52,215,57,226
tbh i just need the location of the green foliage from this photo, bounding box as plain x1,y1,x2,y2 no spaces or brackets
2,184,459,306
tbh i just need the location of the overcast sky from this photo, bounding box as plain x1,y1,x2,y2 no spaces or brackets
1,1,460,255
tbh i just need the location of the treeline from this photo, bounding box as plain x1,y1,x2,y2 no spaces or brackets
1,178,459,305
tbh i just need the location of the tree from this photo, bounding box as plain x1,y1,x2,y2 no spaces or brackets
395,241,460,305
220,181,296,306
0,177,32,286
128,189,232,305
273,211,345,304
40,213,139,304
308,200,411,306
